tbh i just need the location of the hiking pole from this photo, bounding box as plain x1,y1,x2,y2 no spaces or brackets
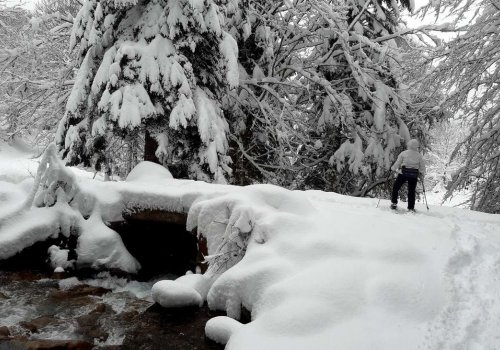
376,198,381,208
420,177,429,211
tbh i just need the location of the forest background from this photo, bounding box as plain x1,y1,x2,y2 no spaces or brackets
0,0,498,213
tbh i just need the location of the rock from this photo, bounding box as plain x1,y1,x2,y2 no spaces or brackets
76,314,109,342
20,322,37,333
0,326,10,338
51,270,66,280
0,269,222,350
50,285,110,299
122,304,224,350
48,285,110,309
0,338,92,350
8,270,42,282
93,303,107,313
20,316,58,333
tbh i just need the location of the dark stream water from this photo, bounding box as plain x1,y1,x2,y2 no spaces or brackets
0,269,224,350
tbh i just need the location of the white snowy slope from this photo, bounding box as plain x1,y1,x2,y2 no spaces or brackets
183,188,499,350
1,144,500,349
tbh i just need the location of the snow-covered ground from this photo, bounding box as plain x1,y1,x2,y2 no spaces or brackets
421,178,471,208
0,143,499,350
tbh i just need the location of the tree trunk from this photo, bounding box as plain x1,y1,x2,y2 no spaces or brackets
144,131,160,164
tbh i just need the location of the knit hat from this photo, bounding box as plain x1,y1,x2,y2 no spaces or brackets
407,139,419,151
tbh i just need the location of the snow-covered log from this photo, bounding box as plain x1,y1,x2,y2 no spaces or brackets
0,144,259,276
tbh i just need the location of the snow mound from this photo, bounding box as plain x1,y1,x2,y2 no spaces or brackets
125,161,173,182
205,316,243,345
2,144,500,349
0,142,39,183
187,189,500,349
151,280,203,308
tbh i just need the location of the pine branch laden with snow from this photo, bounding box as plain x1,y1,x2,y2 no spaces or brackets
57,0,239,182
223,0,433,194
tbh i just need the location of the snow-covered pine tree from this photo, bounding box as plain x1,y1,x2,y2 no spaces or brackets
56,0,239,183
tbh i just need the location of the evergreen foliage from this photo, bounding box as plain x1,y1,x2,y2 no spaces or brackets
2,0,452,203
56,0,239,183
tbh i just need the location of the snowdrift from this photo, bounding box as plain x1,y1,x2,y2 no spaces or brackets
1,144,500,349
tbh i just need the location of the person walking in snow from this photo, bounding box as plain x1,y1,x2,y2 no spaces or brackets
390,139,426,212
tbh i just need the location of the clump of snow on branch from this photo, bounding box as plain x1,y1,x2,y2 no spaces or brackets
194,87,232,184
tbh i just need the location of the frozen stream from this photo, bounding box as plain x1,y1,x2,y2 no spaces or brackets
0,269,223,349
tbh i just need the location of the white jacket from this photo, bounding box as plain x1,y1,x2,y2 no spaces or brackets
391,149,426,176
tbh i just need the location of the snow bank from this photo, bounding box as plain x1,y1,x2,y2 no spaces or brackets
200,193,499,349
0,144,233,273
0,144,140,273
1,144,500,349
0,205,74,260
0,141,39,184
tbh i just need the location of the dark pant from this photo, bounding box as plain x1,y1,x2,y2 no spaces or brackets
391,174,418,209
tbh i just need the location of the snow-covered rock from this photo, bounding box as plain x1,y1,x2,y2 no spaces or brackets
48,245,74,270
151,280,203,308
175,273,213,300
205,316,243,345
